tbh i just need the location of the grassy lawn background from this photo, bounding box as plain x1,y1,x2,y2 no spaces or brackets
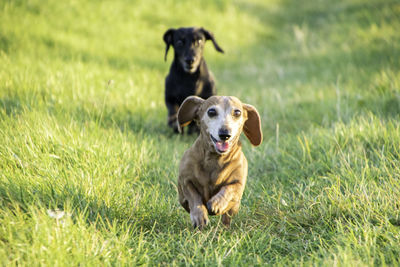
1,0,400,265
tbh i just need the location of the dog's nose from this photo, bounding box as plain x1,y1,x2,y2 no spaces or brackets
218,128,231,141
185,58,195,65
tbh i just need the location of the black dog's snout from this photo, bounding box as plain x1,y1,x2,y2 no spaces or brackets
218,128,231,141
185,58,195,65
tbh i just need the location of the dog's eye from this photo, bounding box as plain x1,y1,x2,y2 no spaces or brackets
176,40,184,46
233,109,241,117
207,108,217,117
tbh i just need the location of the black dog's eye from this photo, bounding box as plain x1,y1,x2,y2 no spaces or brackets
176,39,184,46
207,108,217,117
233,109,241,117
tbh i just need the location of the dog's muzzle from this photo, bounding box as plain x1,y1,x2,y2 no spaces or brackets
181,57,199,73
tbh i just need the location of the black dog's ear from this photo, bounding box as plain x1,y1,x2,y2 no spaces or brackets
200,28,224,53
163,28,175,61
177,96,205,133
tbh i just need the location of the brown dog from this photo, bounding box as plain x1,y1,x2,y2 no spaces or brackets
177,96,262,229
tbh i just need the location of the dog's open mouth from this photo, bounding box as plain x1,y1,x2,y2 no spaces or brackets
210,135,229,153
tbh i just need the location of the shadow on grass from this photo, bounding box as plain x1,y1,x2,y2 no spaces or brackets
0,90,194,142
0,96,25,116
67,102,200,145
0,176,185,233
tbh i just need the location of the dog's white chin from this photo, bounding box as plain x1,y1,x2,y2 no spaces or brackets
183,63,199,74
184,67,197,73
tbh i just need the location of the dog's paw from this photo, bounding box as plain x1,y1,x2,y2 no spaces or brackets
190,205,209,229
207,194,229,216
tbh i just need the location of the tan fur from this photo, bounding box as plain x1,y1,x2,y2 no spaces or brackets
177,96,262,229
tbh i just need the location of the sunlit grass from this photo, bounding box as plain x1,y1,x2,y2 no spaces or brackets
1,0,400,265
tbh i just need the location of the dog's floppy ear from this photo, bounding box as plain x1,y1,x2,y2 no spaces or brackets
243,104,263,146
163,28,175,61
177,96,205,133
200,28,224,53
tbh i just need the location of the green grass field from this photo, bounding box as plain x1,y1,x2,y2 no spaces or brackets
1,0,400,265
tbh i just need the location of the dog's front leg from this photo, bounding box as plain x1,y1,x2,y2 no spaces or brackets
165,97,180,133
184,181,209,229
206,182,243,216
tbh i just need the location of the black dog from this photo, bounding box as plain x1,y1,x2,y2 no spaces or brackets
163,27,224,133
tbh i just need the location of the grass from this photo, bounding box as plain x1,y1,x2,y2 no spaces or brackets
1,0,400,265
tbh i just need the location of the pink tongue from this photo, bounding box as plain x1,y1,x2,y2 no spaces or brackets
216,141,229,152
